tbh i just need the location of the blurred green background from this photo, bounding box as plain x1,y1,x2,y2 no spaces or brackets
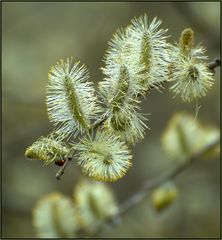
2,2,220,238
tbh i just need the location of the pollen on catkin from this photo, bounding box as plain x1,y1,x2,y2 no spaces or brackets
25,134,69,165
73,180,118,233
75,132,132,182
169,28,214,102
46,57,101,137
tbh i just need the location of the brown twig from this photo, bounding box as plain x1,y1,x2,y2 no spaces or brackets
117,136,220,216
208,58,221,74
56,149,75,180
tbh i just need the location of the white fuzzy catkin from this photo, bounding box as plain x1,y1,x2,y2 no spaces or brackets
76,132,132,182
46,57,101,137
169,28,214,102
25,133,69,165
100,14,170,96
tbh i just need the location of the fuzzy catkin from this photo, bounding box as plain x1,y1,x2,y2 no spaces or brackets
47,58,101,137
75,132,132,182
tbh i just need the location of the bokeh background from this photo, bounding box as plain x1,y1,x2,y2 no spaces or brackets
2,2,220,238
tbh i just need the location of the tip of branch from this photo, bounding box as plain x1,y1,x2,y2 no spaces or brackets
208,58,221,72
215,58,221,66
56,174,62,181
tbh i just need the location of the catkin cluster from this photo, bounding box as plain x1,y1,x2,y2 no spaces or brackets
25,14,215,182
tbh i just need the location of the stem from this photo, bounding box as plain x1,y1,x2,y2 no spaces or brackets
118,137,219,216
95,137,220,236
56,149,75,180
208,58,221,74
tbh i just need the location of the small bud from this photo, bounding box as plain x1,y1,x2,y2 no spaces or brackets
179,28,194,56
55,159,66,166
151,182,178,212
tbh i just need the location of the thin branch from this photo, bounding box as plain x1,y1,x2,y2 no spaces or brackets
118,136,220,217
208,58,221,74
56,149,75,180
94,137,220,236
